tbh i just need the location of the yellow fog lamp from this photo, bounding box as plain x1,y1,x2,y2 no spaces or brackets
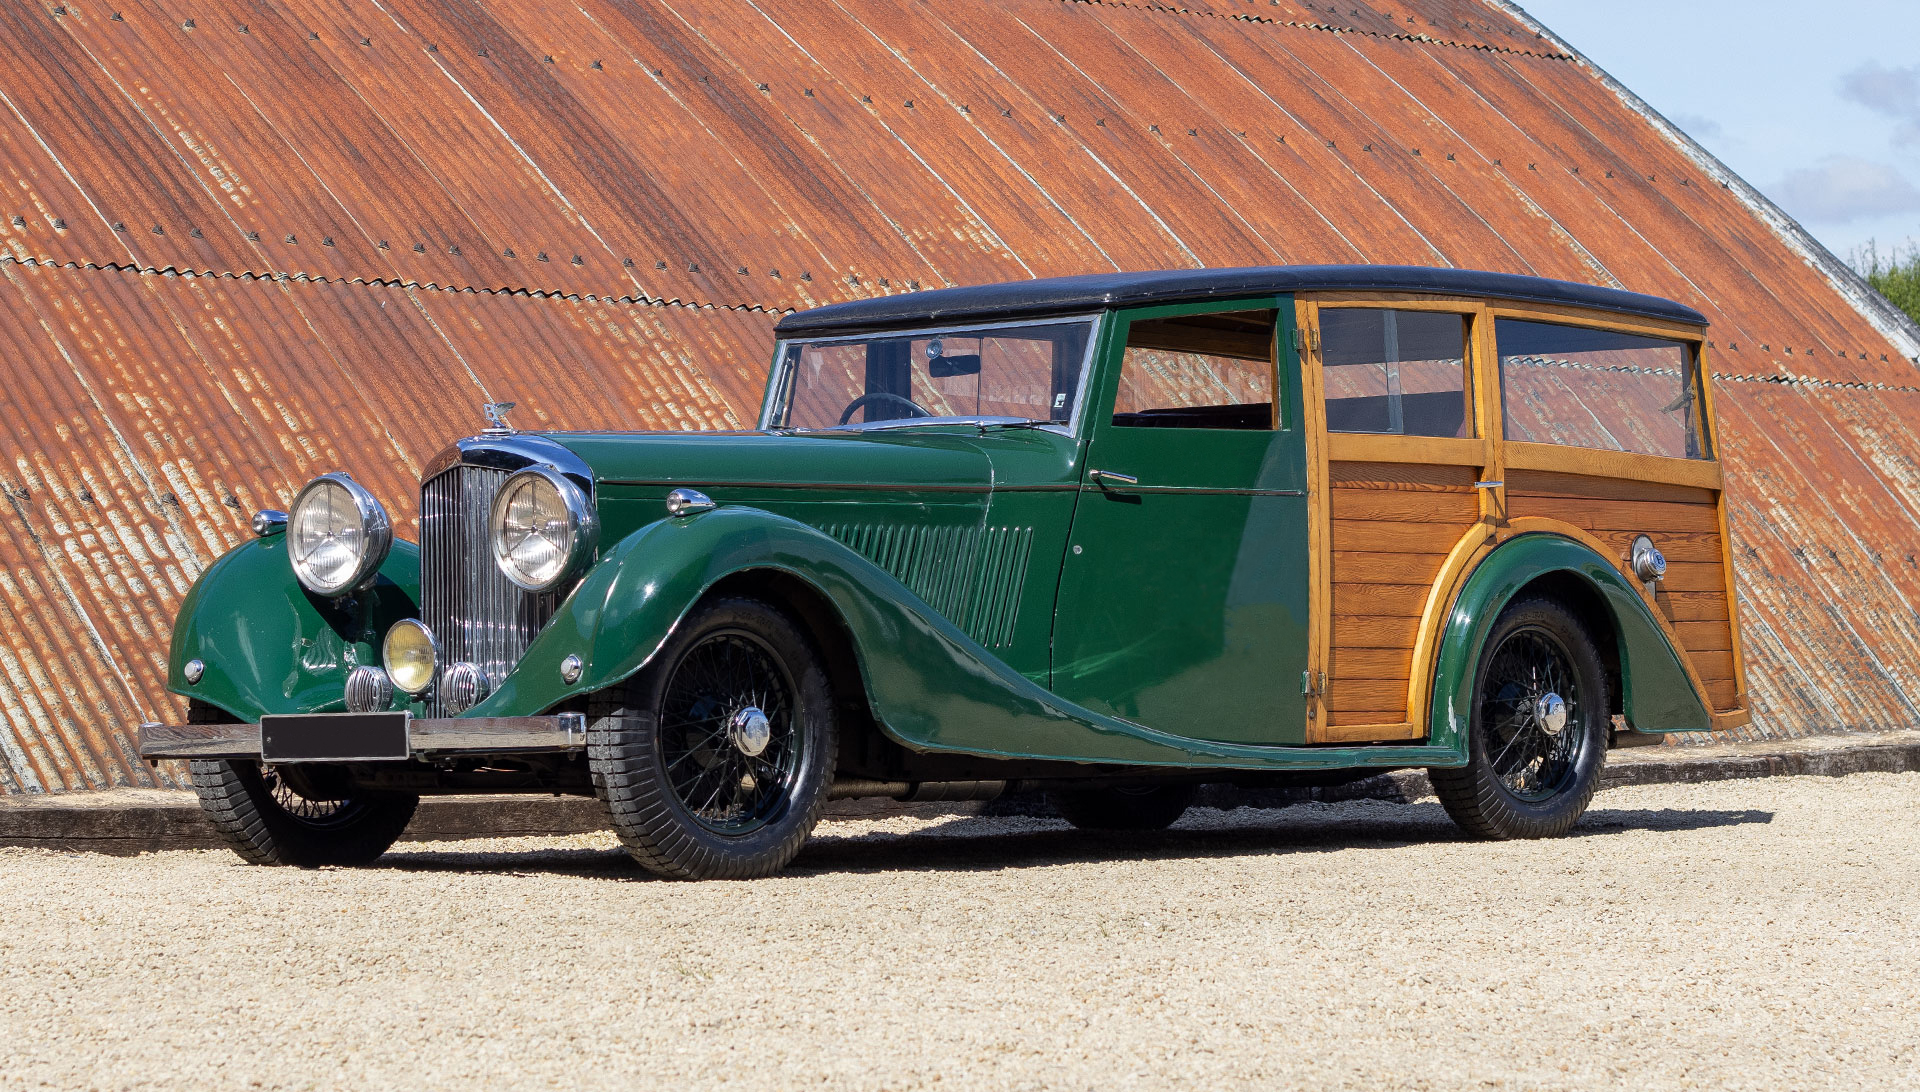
382,619,438,695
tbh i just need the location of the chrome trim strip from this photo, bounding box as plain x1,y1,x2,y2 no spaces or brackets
137,714,590,760
421,434,595,492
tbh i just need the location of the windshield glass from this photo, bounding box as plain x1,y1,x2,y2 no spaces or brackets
768,318,1096,430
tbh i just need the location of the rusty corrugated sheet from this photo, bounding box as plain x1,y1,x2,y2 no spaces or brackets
1,0,1916,791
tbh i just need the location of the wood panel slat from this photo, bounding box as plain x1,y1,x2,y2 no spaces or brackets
1688,649,1739,684
1332,550,1450,584
1332,488,1478,524
1331,520,1483,553
1705,679,1740,709
1327,711,1408,724
1672,620,1736,652
1653,590,1733,623
1328,679,1412,711
1328,461,1479,490
1506,469,1716,506
1321,718,1420,738
1579,528,1726,565
1334,615,1424,649
1505,496,1721,534
1656,561,1732,594
1331,647,1414,679
1333,584,1431,618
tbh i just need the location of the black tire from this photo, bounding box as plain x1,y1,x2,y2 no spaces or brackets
588,597,836,880
1050,784,1197,831
184,702,418,867
1429,596,1609,840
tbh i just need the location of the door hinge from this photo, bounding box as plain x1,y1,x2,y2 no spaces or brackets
1301,670,1326,698
1292,327,1318,356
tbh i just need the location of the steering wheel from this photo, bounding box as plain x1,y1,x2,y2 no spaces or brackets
837,391,934,426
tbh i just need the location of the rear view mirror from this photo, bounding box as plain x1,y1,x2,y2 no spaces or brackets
929,353,982,378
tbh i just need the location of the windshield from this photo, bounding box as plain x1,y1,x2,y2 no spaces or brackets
767,318,1096,430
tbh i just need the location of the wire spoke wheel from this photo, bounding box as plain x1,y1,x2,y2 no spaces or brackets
185,701,418,867
658,631,802,835
1478,629,1583,802
260,766,352,822
1429,596,1608,840
588,596,836,880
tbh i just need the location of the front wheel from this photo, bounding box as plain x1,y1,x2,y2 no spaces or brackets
1429,597,1608,839
588,597,836,880
186,703,419,866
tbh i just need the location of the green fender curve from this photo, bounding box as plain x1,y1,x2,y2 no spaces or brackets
1427,531,1713,747
472,506,1449,771
167,535,421,722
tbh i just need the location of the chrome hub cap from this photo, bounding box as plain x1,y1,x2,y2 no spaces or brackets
1534,691,1569,736
729,706,773,757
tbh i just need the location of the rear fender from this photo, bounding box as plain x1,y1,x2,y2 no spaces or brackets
1429,532,1712,746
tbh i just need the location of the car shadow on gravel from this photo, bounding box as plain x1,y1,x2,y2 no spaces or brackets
785,803,1776,876
373,802,1772,879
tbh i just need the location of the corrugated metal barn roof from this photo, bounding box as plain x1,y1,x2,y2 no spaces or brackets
2,0,1917,792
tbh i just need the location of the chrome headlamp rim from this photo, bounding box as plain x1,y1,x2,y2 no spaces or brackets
382,618,438,695
488,466,599,593
286,472,392,597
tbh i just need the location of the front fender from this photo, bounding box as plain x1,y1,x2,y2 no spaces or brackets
474,507,1410,769
166,536,420,722
1429,532,1712,746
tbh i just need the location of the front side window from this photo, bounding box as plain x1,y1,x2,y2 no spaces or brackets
1496,319,1709,459
1112,309,1277,430
1319,308,1472,438
770,319,1094,430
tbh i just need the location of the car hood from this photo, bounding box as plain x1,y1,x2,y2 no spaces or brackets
545,428,1014,492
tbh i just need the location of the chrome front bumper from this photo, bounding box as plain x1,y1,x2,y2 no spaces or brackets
138,713,588,762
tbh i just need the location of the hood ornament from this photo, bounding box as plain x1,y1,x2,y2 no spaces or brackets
482,401,517,433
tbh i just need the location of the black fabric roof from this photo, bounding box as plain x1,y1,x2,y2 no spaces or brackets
775,265,1708,336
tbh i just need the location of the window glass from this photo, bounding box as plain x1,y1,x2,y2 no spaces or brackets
774,320,1092,429
1319,309,1472,438
1113,309,1276,430
1496,319,1709,459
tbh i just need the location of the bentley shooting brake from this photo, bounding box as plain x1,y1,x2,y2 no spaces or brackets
140,266,1747,878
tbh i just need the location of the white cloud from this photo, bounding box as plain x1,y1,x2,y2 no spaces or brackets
1668,111,1724,142
1839,62,1920,146
1771,156,1920,223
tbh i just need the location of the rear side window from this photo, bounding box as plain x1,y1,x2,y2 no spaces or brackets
1319,309,1472,438
1496,319,1710,459
1113,309,1276,430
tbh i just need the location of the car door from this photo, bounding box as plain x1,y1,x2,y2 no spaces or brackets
1301,295,1495,742
1050,299,1311,746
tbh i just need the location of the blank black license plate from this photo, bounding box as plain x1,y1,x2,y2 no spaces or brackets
260,712,411,763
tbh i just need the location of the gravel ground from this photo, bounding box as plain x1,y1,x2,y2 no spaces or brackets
2,773,1917,1091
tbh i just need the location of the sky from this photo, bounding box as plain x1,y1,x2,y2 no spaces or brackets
1515,0,1920,267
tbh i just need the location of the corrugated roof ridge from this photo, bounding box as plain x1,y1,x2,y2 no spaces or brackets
0,253,798,318
1488,0,1920,365
1057,0,1574,60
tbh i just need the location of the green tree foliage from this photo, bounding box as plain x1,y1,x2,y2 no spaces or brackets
1853,240,1920,325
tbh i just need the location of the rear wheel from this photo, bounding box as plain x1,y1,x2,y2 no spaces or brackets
1430,597,1608,839
1050,784,1196,831
185,702,418,866
588,597,836,880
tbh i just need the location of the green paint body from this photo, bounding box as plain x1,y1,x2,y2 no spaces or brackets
169,293,1711,773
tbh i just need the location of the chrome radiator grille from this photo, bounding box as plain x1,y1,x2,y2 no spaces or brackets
419,465,565,716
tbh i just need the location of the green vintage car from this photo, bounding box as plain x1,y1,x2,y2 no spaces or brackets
141,266,1746,878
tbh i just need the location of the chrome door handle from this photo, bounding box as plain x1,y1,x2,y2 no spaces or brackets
1090,469,1139,487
